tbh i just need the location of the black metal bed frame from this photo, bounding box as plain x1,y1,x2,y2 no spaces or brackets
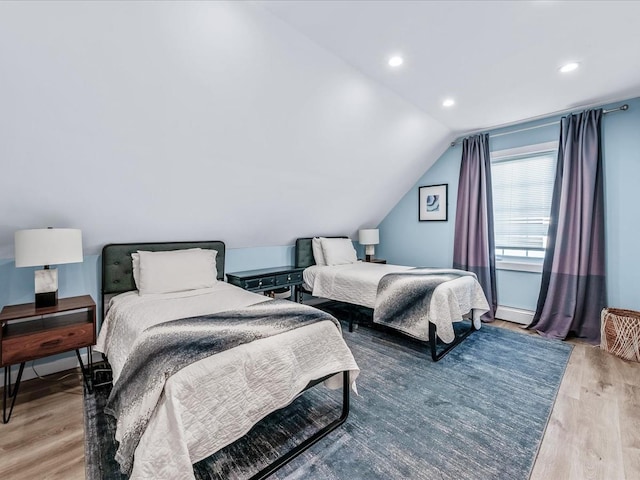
294,236,478,362
99,240,352,478
249,371,350,480
317,299,477,362
428,319,477,362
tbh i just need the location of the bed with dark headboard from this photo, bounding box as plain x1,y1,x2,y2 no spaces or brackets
296,236,488,362
101,241,226,313
295,236,347,269
97,240,356,479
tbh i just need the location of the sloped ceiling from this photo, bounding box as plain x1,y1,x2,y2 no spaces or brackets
4,2,639,259
263,0,640,133
0,1,450,258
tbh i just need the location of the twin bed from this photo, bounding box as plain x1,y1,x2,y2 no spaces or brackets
295,237,490,361
95,237,489,479
97,241,359,480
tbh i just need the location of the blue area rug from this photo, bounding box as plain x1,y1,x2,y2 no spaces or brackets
84,322,572,479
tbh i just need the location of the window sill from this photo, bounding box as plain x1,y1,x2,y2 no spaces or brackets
496,260,542,273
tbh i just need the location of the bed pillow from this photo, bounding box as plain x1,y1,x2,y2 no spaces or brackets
132,250,204,291
136,248,218,295
312,237,326,266
320,237,358,266
131,252,141,289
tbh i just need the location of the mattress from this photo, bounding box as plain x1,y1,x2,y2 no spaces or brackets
95,281,359,480
303,262,489,343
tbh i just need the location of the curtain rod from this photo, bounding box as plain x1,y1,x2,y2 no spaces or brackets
450,103,629,147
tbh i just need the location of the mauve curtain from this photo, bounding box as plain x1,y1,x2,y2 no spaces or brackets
453,133,497,321
528,109,606,344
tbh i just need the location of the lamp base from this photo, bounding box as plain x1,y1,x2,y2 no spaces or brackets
34,268,58,308
365,245,375,262
35,291,58,309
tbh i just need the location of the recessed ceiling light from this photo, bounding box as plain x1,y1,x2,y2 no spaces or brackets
559,62,579,73
388,56,403,67
442,98,455,107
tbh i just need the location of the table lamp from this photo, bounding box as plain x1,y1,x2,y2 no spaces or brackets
358,229,379,262
14,228,83,308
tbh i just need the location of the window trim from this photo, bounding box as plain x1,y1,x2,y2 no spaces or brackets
496,260,543,273
491,141,558,274
491,141,558,161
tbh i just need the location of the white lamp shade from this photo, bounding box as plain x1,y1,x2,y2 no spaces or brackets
15,229,83,267
358,229,380,246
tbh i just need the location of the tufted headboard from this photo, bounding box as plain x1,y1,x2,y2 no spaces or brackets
295,236,348,269
101,240,226,298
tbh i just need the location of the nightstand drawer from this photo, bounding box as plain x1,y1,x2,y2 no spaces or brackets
244,276,276,291
275,272,302,286
2,322,94,366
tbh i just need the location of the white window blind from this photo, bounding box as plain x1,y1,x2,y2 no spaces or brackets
491,147,557,262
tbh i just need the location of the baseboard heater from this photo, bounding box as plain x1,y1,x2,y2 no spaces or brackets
495,306,534,325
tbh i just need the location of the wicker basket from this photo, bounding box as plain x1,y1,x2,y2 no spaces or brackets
600,308,640,362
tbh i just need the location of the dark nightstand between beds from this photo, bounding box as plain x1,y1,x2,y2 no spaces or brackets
226,266,305,301
364,258,387,264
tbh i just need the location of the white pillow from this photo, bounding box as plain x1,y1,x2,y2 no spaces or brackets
131,252,141,288
135,248,218,295
132,249,204,290
320,238,358,266
312,237,326,266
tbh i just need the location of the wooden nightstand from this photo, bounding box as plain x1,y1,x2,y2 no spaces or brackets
226,266,305,301
1,295,96,423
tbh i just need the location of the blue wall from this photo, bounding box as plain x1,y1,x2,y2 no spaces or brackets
0,239,366,316
0,245,299,318
378,96,640,312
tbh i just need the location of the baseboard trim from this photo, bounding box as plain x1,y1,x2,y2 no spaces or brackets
496,306,534,325
4,350,103,386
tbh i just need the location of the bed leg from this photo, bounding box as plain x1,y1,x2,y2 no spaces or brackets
249,371,350,480
428,320,477,362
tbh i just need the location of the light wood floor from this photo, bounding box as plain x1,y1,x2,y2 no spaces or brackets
1,322,638,480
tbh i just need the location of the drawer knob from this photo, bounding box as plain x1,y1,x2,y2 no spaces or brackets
258,281,262,286
287,275,291,280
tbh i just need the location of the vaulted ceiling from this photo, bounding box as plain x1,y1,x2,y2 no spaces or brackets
0,1,448,256
263,1,640,133
1,1,639,258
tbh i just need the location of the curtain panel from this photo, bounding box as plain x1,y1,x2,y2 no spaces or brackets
529,109,606,344
453,133,497,321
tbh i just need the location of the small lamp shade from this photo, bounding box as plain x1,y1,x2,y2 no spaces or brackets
14,228,83,308
358,229,379,262
358,229,379,246
15,228,83,267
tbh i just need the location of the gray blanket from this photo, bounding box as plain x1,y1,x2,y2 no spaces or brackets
373,269,465,340
105,299,339,474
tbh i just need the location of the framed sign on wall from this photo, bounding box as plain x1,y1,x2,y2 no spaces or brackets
418,184,448,221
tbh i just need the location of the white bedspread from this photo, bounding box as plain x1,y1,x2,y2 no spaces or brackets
95,282,359,480
303,263,489,343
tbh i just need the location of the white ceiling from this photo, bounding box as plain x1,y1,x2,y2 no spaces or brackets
0,1,450,256
2,1,639,258
263,0,640,134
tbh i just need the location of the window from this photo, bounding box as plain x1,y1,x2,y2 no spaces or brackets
491,142,557,272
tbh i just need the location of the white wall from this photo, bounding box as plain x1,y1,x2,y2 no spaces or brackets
0,1,450,259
